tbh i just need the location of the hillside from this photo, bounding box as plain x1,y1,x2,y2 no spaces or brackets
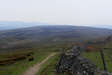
0,25,112,52
83,36,112,72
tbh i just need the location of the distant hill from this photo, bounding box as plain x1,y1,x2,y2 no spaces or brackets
0,21,112,30
0,25,112,52
0,21,47,30
90,25,112,29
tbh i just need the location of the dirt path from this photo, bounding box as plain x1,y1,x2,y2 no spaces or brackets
23,53,56,75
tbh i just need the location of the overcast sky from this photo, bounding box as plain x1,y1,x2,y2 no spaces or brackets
0,0,112,26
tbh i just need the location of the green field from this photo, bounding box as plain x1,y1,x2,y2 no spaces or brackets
0,43,71,75
0,51,50,75
83,42,112,72
83,51,112,72
0,42,112,75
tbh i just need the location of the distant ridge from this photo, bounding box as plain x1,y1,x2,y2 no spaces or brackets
0,25,112,53
0,21,112,30
0,21,48,30
84,25,112,29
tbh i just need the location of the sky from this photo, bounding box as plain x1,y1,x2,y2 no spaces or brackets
0,0,112,26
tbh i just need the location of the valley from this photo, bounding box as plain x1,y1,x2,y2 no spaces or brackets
0,25,112,75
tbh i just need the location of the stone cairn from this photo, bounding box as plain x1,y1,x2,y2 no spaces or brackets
56,46,111,75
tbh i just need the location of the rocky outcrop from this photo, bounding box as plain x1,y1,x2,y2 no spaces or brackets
56,46,112,75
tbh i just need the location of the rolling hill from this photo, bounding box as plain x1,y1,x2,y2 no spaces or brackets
0,25,112,53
